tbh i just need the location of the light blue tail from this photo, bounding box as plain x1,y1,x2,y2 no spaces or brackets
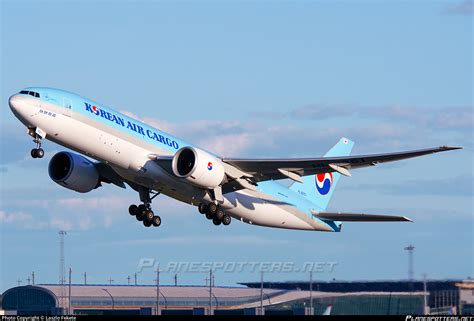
289,137,354,210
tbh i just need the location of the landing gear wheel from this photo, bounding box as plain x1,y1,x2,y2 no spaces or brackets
144,210,154,222
198,203,207,214
129,205,139,216
152,216,161,227
136,212,145,221
205,212,213,220
143,220,152,227
212,218,222,226
31,149,38,158
215,209,224,221
208,203,218,215
222,214,231,226
36,148,44,158
138,204,147,214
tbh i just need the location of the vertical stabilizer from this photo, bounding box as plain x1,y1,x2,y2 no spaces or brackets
289,137,354,210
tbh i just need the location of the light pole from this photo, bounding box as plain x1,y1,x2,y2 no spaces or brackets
260,271,264,316
68,268,72,314
209,269,213,315
404,245,415,281
310,271,313,315
423,274,428,314
156,267,160,315
102,288,115,310
59,230,67,310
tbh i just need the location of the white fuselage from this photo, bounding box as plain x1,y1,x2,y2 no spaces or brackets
9,91,335,232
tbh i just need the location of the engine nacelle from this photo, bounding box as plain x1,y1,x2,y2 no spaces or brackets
48,152,100,193
171,147,225,189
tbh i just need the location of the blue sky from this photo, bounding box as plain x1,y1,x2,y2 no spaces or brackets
0,0,472,292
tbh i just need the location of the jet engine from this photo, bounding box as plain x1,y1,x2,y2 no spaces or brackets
48,151,100,193
171,147,225,189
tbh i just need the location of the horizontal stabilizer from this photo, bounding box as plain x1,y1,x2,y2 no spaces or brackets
312,211,412,222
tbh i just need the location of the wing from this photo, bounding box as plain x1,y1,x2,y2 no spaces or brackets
223,146,461,183
95,162,126,189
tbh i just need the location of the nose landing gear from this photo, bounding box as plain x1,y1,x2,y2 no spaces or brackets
29,128,45,159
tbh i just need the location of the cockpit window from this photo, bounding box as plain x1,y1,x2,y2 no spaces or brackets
19,90,40,98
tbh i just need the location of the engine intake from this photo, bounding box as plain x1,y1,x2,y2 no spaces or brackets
48,151,100,193
172,147,225,189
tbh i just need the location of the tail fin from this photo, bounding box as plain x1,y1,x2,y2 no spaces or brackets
289,137,354,210
322,305,333,315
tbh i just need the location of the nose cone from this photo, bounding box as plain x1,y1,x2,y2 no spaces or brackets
9,94,23,113
9,94,33,126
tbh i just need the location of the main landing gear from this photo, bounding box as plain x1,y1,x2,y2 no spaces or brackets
198,202,231,226
29,129,44,159
129,188,161,228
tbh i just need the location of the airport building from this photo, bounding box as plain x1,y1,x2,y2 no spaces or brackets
456,279,474,315
0,281,444,316
242,279,463,315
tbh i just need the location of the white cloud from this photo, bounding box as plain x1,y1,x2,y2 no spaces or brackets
119,110,261,156
78,215,93,230
49,195,135,230
120,103,472,157
0,210,33,224
0,210,48,229
0,189,198,231
56,195,132,212
49,217,73,231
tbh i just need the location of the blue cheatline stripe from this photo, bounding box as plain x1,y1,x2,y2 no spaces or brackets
36,87,203,155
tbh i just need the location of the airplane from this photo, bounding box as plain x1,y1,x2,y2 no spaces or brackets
322,305,332,315
8,87,461,231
